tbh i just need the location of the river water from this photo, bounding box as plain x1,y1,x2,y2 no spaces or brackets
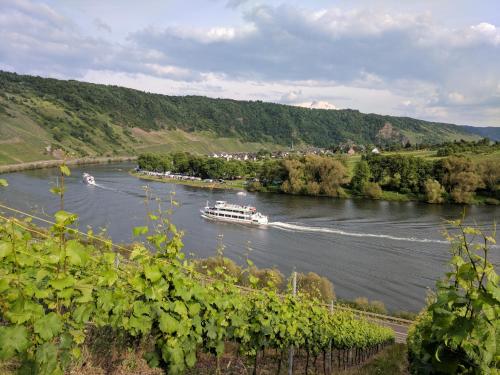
1,162,498,312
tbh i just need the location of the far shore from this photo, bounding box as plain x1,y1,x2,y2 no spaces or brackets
0,156,137,174
131,171,246,191
131,170,498,206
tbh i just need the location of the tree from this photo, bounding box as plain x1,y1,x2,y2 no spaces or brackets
281,159,306,194
479,160,500,193
296,272,335,303
424,179,445,203
440,157,484,204
351,160,371,193
363,182,383,199
258,159,286,186
304,155,349,197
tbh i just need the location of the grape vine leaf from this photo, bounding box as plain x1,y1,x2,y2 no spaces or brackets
34,313,63,340
0,326,29,359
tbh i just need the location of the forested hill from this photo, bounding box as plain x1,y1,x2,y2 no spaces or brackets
0,70,481,163
462,125,500,141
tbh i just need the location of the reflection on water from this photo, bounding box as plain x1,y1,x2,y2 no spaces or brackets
1,162,498,312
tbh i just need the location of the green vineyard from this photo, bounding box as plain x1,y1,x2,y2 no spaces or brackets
0,169,394,374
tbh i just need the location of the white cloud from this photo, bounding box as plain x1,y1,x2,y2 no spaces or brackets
296,100,337,110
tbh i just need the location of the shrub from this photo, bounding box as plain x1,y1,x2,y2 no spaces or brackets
363,182,383,199
241,266,285,290
407,222,499,373
194,256,242,281
351,160,372,193
297,272,335,303
424,179,445,203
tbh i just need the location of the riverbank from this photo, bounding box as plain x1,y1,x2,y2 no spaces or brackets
0,156,137,174
131,171,246,190
132,171,498,205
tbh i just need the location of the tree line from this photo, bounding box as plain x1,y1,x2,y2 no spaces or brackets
357,154,499,204
435,138,500,156
138,152,499,204
138,152,255,180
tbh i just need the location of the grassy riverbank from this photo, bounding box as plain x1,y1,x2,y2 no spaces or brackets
0,156,137,174
131,171,246,190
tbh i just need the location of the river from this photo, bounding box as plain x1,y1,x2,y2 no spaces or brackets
1,162,498,312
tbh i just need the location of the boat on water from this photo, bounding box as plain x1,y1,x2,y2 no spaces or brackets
237,191,247,196
82,172,96,185
201,201,268,225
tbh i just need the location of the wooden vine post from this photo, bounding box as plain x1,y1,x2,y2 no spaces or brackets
288,271,297,375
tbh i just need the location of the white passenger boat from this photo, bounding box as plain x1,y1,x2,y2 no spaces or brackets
82,172,96,185
201,201,268,225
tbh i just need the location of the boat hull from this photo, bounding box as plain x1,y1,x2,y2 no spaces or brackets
201,211,268,226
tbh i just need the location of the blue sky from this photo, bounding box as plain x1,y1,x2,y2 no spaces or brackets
1,0,499,126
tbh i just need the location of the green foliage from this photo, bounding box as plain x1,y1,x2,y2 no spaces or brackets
440,156,484,204
281,155,349,197
366,154,435,195
436,138,500,157
424,179,445,204
479,160,500,193
138,152,252,180
351,160,372,193
366,153,496,204
352,297,388,315
296,272,336,303
407,221,500,374
363,182,383,199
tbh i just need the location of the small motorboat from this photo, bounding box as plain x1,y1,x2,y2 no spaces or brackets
237,191,247,196
82,172,96,185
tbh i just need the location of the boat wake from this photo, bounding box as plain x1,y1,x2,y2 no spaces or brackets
269,222,449,244
93,183,119,192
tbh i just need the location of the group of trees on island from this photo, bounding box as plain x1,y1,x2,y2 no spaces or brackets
138,151,499,204
360,154,499,204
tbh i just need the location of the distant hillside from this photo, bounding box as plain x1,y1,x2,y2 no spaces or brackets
462,125,500,141
0,71,481,164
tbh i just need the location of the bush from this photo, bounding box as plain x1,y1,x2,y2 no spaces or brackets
353,297,387,315
246,181,262,192
241,266,285,290
194,256,242,281
407,222,499,373
393,311,417,321
363,182,383,199
297,272,335,303
351,160,372,193
424,179,445,203
370,300,388,315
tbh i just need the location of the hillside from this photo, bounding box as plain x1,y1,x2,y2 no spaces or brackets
462,125,500,141
0,71,480,164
